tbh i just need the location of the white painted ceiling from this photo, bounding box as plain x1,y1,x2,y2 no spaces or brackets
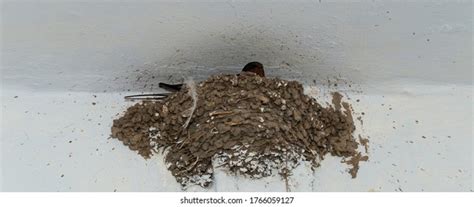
2,0,471,93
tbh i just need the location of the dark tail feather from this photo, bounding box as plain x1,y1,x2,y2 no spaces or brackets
124,82,182,100
159,83,183,92
124,93,171,100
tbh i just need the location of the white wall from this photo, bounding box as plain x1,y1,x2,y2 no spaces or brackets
2,0,471,92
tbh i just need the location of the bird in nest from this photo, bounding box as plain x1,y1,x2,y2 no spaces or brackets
124,62,265,100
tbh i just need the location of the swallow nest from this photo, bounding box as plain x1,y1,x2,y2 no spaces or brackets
111,73,368,188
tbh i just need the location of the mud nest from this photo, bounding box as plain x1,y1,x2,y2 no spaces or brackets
111,72,368,188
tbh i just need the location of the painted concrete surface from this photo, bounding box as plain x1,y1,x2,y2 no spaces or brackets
1,0,472,191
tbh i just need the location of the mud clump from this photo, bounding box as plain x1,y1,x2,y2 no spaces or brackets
111,73,368,188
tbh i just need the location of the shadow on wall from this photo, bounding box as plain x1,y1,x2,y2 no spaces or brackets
108,24,355,94
2,1,371,93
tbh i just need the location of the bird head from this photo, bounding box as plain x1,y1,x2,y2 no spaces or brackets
241,62,265,77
